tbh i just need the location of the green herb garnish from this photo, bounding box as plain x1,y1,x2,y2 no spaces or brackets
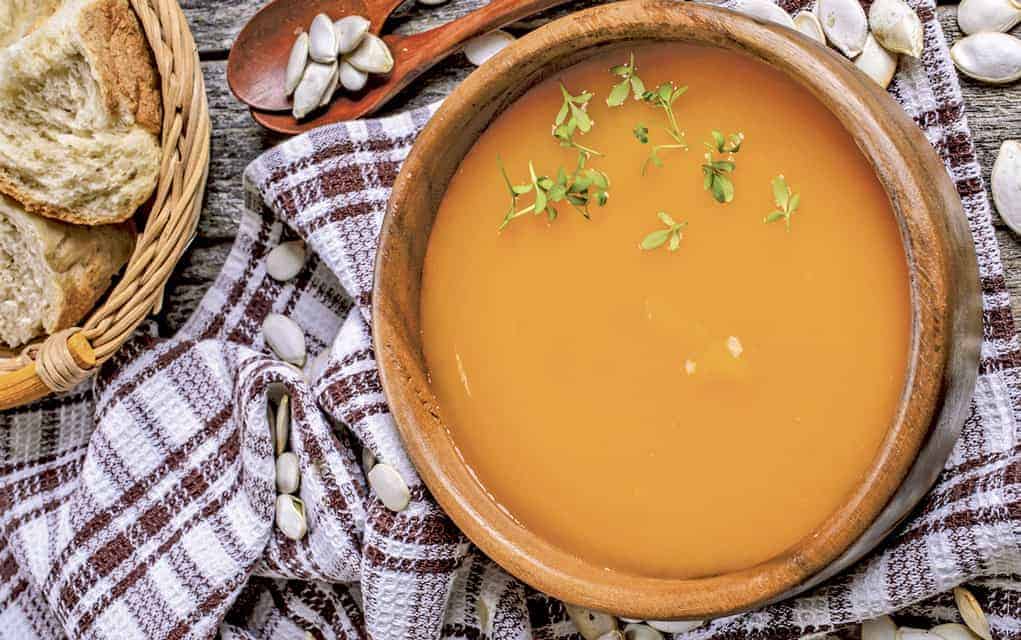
606,52,646,107
633,124,649,144
640,211,687,251
639,82,689,174
553,83,602,159
701,130,744,203
497,157,610,230
763,174,801,231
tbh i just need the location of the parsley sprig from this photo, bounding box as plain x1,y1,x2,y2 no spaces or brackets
701,130,744,203
606,52,646,107
763,174,801,231
637,82,690,174
640,211,687,251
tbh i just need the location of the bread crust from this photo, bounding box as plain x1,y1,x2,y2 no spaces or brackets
1,196,134,346
0,0,162,225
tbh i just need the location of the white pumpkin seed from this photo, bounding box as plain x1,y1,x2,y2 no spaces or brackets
266,241,306,281
794,11,826,42
263,313,307,366
863,615,899,640
477,597,491,632
463,30,515,66
953,586,993,640
565,605,618,640
816,0,869,57
897,629,942,640
347,33,394,74
275,494,308,539
869,0,924,57
339,60,369,91
731,0,797,28
309,13,338,63
931,623,982,640
624,623,664,640
597,633,624,640
646,620,704,633
285,32,309,96
856,33,899,87
334,15,370,54
951,32,1021,83
276,451,301,494
367,462,411,511
306,348,331,382
275,394,290,455
958,0,1021,34
619,618,643,623
418,0,450,5
993,140,1021,234
319,63,339,107
292,61,336,119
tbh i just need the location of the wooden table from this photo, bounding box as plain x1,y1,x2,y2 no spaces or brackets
165,0,1021,333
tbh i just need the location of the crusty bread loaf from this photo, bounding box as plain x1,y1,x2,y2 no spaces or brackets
0,0,162,225
0,0,62,48
0,194,134,347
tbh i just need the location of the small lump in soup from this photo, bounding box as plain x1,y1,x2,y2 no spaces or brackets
420,43,910,579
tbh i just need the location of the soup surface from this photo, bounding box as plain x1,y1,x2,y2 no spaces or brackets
420,43,911,578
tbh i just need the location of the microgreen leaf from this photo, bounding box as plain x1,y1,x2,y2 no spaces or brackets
638,81,689,173
607,80,631,107
634,124,649,144
763,174,801,231
640,211,687,252
606,52,646,107
701,131,744,203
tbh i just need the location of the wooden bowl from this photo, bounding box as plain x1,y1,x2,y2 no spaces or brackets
374,0,981,619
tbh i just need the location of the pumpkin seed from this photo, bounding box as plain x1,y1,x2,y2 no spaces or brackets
953,586,993,640
624,623,664,640
367,462,411,511
597,633,624,640
794,11,827,43
285,32,309,96
869,0,924,57
266,241,306,281
347,33,394,74
565,605,618,640
309,13,338,63
897,629,942,640
958,0,1021,34
292,61,336,119
361,447,376,476
732,0,797,28
993,140,1021,234
319,63,339,107
339,60,369,92
646,620,704,633
276,451,301,494
334,15,370,54
275,494,308,540
856,33,899,87
463,30,515,66
275,394,290,455
951,32,1021,83
930,623,982,640
418,0,451,5
477,596,491,632
863,615,898,640
263,313,307,366
816,0,869,57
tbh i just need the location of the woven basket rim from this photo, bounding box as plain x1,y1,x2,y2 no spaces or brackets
0,0,210,402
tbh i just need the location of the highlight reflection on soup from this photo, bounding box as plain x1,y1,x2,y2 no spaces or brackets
420,43,910,579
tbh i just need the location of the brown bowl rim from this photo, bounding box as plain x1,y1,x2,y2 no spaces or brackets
373,0,981,619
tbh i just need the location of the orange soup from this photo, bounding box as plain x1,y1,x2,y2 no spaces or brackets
419,43,911,579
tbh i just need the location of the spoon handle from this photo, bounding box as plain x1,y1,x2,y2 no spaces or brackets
396,0,572,59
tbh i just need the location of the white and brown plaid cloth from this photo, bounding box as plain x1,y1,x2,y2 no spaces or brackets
1,0,1019,638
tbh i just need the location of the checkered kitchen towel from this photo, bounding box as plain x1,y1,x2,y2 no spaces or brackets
1,0,1019,638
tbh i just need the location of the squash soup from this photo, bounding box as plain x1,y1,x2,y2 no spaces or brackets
419,43,911,579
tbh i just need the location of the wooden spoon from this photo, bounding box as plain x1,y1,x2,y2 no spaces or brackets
228,0,406,113
246,0,572,135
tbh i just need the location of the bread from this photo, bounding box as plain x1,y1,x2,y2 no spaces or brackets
0,0,162,225
0,0,62,48
0,194,134,348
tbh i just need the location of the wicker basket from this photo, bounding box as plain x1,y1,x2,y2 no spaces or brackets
0,0,210,410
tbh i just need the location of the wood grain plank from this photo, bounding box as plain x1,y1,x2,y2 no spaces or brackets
160,3,1021,334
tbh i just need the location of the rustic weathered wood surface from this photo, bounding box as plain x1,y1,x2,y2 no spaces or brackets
162,0,1021,335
